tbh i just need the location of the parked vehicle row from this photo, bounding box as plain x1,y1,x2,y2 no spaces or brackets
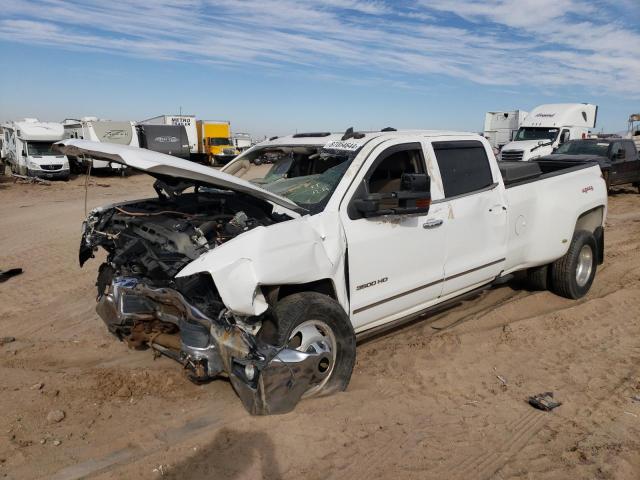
54,127,607,415
1,114,254,179
141,115,248,165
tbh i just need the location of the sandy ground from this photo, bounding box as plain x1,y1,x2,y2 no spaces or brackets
1,170,640,480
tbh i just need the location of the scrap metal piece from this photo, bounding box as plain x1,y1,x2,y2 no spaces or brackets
11,174,51,185
0,268,23,283
528,392,562,411
0,336,16,346
230,344,332,415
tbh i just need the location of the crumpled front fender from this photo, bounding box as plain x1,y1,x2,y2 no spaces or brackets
176,212,348,316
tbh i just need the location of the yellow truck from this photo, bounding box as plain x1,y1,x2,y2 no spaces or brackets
197,120,239,165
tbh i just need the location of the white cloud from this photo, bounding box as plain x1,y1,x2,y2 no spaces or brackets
0,0,638,96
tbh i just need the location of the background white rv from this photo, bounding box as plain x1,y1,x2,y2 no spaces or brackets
232,132,253,151
140,115,198,154
500,103,598,161
63,117,138,171
1,118,70,180
483,110,528,151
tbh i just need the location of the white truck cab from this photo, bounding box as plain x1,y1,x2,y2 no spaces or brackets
2,119,70,180
501,103,598,162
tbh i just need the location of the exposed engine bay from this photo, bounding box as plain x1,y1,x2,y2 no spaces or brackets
81,178,333,415
81,178,283,281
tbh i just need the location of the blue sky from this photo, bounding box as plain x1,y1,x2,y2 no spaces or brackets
1,0,639,137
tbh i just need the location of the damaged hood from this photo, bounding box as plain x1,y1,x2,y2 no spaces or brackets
54,139,306,214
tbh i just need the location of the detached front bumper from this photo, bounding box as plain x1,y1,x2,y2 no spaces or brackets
96,277,331,415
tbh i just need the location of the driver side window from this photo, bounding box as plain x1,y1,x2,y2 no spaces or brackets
367,147,425,195
347,143,428,219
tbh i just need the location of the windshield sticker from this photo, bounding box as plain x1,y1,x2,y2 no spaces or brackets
323,140,362,151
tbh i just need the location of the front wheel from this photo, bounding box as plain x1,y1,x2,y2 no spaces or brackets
260,292,356,398
551,230,597,299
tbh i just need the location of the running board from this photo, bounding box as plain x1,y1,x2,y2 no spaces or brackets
355,274,511,343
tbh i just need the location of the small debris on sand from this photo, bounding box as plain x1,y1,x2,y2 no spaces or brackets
46,410,65,424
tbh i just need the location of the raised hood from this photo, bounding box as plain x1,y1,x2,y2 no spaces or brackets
54,139,305,214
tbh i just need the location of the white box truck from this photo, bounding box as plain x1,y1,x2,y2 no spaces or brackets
63,117,137,172
2,118,70,180
500,103,598,162
139,115,198,154
483,110,528,151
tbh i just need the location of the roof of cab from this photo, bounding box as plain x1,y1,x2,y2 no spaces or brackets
255,129,479,149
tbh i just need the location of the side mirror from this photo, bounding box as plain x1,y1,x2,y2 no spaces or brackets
354,173,431,218
616,148,625,159
21,150,27,157
560,132,570,144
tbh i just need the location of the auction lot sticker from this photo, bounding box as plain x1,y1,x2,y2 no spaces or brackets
323,140,363,151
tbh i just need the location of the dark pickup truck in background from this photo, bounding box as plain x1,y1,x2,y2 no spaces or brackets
538,138,640,192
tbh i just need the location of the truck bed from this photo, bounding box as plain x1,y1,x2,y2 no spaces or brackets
499,160,599,188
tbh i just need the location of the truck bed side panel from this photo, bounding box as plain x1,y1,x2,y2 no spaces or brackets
503,165,606,273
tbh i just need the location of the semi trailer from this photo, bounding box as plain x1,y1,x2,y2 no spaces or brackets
483,110,528,151
139,115,198,155
136,124,190,160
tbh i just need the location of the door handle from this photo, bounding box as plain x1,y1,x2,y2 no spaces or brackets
423,219,443,229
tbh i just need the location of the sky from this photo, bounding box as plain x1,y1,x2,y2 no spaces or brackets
1,0,639,138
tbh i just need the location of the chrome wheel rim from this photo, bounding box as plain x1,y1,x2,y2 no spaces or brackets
288,320,337,397
576,244,593,287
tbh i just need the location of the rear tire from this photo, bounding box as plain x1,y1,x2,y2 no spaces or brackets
551,230,597,299
527,264,549,291
260,292,356,398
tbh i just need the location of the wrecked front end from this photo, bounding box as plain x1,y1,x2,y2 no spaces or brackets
96,275,331,415
81,180,332,415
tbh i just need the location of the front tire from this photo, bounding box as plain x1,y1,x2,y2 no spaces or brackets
260,292,356,398
551,230,597,299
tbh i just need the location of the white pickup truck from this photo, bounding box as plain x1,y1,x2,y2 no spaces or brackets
55,129,607,415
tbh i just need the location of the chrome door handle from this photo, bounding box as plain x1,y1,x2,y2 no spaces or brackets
423,219,443,229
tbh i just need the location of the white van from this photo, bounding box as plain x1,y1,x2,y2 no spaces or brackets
500,103,598,162
2,119,70,180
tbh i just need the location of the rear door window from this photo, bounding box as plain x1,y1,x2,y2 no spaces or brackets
624,141,637,161
432,141,494,197
611,142,624,163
